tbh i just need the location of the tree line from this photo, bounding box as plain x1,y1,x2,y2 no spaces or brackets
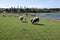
0,7,60,13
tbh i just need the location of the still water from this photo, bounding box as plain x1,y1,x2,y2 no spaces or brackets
36,13,60,18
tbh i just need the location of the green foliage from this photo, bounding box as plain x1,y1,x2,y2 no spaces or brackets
0,8,60,13
0,14,60,40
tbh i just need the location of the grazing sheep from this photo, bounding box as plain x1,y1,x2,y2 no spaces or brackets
2,14,6,17
31,18,34,22
19,16,24,20
19,15,26,22
31,17,39,24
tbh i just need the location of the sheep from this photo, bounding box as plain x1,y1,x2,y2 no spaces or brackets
19,16,24,21
2,14,6,17
31,17,39,24
19,15,26,22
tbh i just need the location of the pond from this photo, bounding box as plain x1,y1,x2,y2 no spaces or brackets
36,13,60,19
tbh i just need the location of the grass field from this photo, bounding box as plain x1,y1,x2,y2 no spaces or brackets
0,13,60,40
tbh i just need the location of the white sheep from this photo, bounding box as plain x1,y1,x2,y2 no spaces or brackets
19,15,26,21
31,16,39,24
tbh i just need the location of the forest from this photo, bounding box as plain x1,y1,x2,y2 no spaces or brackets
0,7,60,13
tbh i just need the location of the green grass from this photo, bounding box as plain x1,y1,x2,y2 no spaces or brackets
0,14,60,40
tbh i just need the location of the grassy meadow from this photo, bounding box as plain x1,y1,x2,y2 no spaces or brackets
0,13,60,40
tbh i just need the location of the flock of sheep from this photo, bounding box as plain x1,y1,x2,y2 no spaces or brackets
19,15,39,24
1,14,39,24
